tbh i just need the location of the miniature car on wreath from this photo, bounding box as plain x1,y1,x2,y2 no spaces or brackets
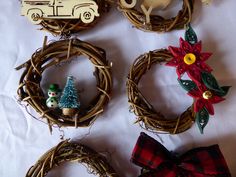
21,0,100,24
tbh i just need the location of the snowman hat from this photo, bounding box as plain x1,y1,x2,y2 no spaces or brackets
49,84,60,92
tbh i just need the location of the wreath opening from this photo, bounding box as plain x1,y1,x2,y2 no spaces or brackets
41,55,99,112
138,63,193,119
16,38,113,132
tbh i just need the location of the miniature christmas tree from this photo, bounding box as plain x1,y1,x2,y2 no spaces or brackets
59,76,80,116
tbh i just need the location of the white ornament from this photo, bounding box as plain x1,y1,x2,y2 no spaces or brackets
48,90,60,98
46,84,61,108
21,0,100,24
120,0,172,24
46,97,58,108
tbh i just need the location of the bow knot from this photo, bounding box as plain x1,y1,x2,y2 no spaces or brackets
131,133,231,177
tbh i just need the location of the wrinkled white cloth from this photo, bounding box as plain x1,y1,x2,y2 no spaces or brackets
0,1,236,177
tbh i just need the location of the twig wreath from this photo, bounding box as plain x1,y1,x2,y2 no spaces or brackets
16,37,112,132
118,0,194,32
127,49,194,134
20,0,110,36
25,140,118,177
127,24,230,134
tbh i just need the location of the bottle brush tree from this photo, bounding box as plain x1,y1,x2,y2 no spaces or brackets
59,76,80,116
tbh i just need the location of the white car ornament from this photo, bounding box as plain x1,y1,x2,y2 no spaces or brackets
21,0,100,24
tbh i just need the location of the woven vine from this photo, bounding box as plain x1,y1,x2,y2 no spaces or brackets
38,0,110,36
16,38,112,132
118,0,194,32
127,49,195,134
25,140,118,177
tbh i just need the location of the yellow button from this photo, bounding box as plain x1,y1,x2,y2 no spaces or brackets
203,91,213,99
184,53,196,65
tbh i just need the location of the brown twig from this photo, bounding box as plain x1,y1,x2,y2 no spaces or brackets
126,49,195,134
25,140,118,177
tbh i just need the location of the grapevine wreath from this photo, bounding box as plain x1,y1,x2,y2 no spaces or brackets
20,0,110,36
16,37,112,132
127,24,230,134
118,0,194,32
25,140,118,177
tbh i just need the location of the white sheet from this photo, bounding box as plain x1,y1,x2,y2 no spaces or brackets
0,0,236,176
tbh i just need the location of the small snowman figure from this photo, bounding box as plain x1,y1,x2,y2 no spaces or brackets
46,84,61,108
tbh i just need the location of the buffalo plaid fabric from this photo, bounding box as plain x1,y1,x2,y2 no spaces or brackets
131,132,231,177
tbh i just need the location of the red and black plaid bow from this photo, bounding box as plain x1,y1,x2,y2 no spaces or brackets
131,133,231,177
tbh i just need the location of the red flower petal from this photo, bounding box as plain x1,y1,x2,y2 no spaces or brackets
187,67,202,84
196,84,208,93
200,52,212,61
194,98,205,113
193,41,202,53
168,46,183,57
210,96,225,104
200,62,213,72
204,101,214,115
188,90,202,98
165,58,179,67
176,64,186,78
179,38,192,53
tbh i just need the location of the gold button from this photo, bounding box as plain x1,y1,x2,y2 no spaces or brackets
203,91,213,99
184,53,196,65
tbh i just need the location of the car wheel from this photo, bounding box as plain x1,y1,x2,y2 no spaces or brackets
28,10,43,25
80,9,95,24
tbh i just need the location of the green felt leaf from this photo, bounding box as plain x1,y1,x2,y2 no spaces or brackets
201,72,223,92
178,79,197,92
185,23,198,45
196,108,209,134
216,86,231,97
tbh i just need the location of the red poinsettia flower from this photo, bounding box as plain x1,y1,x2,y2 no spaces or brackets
188,84,225,115
166,38,212,83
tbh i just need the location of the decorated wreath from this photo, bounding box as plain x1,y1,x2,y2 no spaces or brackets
16,37,112,132
127,24,230,134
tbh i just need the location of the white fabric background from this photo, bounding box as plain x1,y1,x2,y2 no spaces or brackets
0,0,236,177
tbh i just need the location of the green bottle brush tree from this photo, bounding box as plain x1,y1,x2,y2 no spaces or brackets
59,76,80,117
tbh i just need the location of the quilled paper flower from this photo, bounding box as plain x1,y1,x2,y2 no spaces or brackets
178,72,230,133
188,84,225,115
166,37,212,83
168,24,231,133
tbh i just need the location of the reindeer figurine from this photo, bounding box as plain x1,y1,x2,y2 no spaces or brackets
120,0,172,24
